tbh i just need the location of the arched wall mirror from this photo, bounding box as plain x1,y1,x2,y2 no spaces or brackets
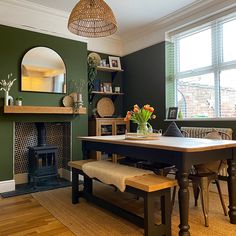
21,47,66,93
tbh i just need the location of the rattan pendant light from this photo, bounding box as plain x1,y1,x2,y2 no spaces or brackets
68,0,117,38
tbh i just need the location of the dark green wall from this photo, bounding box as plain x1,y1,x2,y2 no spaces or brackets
122,42,236,138
0,25,88,181
122,42,166,130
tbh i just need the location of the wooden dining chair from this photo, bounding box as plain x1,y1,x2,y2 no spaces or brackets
189,130,230,227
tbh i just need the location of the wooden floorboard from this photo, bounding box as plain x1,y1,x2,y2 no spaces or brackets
0,194,74,236
1,182,236,236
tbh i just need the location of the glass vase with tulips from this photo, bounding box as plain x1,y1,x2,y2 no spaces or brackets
124,104,156,135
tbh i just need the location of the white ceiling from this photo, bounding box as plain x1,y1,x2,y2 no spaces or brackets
26,0,198,37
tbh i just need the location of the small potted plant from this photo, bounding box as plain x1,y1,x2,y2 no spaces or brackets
15,97,23,106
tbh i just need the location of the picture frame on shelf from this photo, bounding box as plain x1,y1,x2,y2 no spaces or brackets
103,82,112,93
167,107,178,119
109,56,121,70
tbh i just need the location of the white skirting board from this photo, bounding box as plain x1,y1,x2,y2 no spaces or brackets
0,180,15,193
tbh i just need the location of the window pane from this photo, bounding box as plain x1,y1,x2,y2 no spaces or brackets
220,69,236,117
177,74,215,118
179,29,212,72
223,19,236,62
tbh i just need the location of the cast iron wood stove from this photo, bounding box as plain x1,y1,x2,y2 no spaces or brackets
28,122,58,187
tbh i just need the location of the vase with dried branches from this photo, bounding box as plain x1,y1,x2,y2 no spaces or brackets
0,73,16,106
69,79,86,111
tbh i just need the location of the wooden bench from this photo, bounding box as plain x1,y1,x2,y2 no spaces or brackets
68,159,177,236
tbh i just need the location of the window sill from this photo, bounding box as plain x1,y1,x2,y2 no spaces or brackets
165,118,236,121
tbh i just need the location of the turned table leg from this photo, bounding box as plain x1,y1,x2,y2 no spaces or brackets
227,149,236,224
177,169,190,236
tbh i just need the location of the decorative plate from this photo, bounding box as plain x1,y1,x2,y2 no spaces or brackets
96,97,115,117
87,52,101,66
62,95,74,107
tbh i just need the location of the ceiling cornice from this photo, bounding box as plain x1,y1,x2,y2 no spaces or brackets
122,0,236,56
0,0,123,55
0,0,235,56
121,0,210,41
4,0,69,17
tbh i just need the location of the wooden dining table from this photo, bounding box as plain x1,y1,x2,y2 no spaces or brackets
78,135,236,236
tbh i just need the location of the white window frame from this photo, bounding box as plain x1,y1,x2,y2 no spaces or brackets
170,14,236,119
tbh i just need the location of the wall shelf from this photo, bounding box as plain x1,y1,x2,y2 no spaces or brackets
90,91,124,101
97,66,123,72
91,91,124,95
3,106,87,114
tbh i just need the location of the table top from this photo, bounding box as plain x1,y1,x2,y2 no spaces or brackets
78,135,236,152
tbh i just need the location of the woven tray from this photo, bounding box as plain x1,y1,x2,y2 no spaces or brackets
125,132,161,140
97,97,115,117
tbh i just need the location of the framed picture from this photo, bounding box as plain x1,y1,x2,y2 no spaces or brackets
109,56,121,70
167,107,178,119
103,82,112,93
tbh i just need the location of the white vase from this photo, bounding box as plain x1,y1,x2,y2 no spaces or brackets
4,91,13,106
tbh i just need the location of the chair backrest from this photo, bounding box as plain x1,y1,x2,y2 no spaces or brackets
196,130,231,140
196,130,231,173
181,127,233,176
181,127,232,140
181,129,189,137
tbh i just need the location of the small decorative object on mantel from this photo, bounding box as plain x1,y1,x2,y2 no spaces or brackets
124,104,156,135
74,93,84,110
0,73,16,106
62,95,74,107
68,79,86,111
15,97,23,106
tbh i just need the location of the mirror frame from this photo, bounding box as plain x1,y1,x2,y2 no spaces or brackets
21,46,66,94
